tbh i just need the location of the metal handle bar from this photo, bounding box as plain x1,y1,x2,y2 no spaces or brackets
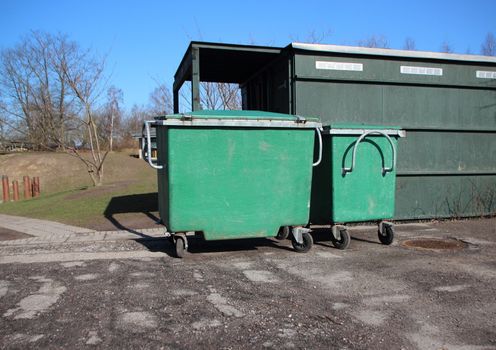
342,130,396,175
143,120,163,170
313,127,323,167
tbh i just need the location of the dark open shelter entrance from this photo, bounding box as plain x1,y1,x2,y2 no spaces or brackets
173,41,282,112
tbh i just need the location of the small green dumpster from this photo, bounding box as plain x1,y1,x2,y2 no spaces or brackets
143,110,322,257
310,124,406,249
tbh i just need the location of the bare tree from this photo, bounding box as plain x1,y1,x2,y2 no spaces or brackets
481,32,496,56
0,32,62,147
178,80,241,112
403,37,416,51
149,83,173,115
290,29,332,44
0,31,111,186
200,82,241,110
440,41,453,53
118,104,151,149
7,33,86,149
358,35,389,49
102,86,123,151
58,40,109,186
0,99,6,146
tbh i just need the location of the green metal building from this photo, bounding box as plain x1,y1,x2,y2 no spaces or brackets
172,41,496,220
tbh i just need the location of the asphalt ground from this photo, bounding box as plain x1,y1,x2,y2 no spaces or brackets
0,218,495,349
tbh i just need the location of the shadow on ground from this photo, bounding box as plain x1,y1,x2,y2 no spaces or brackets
137,235,296,258
311,226,382,247
104,193,306,257
105,195,382,257
104,193,160,236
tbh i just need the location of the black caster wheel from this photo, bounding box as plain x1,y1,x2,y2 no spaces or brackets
332,228,350,250
291,231,313,253
276,226,291,240
378,223,394,245
174,237,186,258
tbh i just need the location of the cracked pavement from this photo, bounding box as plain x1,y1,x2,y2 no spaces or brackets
0,216,495,349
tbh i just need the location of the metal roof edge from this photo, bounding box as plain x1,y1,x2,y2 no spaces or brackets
189,41,282,53
173,42,193,86
290,42,496,64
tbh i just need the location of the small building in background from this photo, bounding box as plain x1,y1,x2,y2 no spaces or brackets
132,129,156,160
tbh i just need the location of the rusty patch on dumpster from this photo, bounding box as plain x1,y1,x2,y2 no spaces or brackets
401,238,467,251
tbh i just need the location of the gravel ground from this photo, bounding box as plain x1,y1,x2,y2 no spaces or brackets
0,218,495,349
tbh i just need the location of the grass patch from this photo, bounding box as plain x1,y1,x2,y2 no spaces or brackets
0,151,159,229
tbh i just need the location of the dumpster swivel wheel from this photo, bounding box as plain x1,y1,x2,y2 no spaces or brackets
276,226,291,240
331,226,350,250
378,222,394,245
291,230,313,253
174,235,188,258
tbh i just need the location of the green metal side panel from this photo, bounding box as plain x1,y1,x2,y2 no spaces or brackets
292,53,496,219
294,82,496,129
294,54,496,89
396,175,495,219
156,130,169,227
156,127,315,240
310,131,399,224
330,133,398,222
397,131,496,174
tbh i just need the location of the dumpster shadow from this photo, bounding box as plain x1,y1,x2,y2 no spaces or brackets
310,227,381,247
104,193,161,239
188,237,295,254
350,236,381,245
136,235,295,258
104,193,308,256
310,227,338,248
134,238,174,255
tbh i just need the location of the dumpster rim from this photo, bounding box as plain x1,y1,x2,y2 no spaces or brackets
151,119,322,129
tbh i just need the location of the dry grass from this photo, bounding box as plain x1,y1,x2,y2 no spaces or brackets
0,151,159,230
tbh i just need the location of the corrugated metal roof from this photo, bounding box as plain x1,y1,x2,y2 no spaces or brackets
290,42,496,64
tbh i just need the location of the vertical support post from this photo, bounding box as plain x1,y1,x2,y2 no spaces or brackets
191,46,200,111
173,88,179,114
288,56,296,115
23,176,31,199
2,176,9,202
34,177,40,197
12,180,19,201
27,177,32,197
138,138,143,159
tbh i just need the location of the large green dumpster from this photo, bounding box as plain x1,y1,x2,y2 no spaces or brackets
143,110,322,257
310,124,406,249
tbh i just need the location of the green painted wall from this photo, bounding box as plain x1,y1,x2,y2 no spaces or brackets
293,52,496,219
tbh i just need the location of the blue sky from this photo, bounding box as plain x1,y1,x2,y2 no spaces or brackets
1,0,495,110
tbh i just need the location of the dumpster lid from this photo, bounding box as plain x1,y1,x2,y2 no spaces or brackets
325,123,406,137
153,110,321,128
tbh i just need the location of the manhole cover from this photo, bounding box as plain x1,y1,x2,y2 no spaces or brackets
401,238,467,251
